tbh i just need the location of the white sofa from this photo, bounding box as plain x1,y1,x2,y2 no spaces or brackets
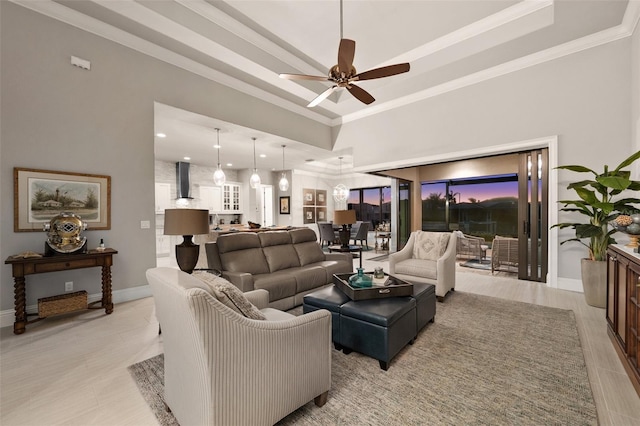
146,267,332,426
389,231,457,302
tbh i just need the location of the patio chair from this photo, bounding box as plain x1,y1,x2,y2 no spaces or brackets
455,232,487,260
491,236,519,273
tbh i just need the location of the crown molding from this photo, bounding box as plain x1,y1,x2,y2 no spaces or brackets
336,22,631,126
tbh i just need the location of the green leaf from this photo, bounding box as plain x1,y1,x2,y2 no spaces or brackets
597,175,631,190
556,165,596,174
614,150,640,171
567,180,594,190
575,224,602,238
574,187,598,204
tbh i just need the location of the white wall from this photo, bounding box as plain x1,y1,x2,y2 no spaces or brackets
335,39,633,282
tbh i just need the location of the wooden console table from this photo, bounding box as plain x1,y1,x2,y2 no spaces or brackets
5,248,118,335
606,244,640,396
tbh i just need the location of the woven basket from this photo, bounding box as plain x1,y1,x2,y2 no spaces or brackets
38,290,88,318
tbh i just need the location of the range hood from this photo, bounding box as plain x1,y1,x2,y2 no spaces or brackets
176,161,193,200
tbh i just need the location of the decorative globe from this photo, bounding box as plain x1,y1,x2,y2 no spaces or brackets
626,223,640,235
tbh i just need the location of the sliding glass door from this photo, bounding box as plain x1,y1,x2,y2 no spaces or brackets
517,149,548,282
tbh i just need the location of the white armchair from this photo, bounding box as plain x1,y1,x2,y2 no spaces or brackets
146,267,331,426
389,231,457,302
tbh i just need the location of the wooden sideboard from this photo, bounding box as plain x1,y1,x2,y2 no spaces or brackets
606,244,640,396
5,248,117,335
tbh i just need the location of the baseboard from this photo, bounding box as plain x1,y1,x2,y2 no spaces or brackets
0,285,152,329
555,277,584,293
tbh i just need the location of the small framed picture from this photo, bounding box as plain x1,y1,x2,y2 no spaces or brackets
279,196,290,214
303,188,315,206
316,207,327,221
303,207,315,224
316,190,327,206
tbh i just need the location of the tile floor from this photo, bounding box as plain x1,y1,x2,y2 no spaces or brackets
1,250,639,425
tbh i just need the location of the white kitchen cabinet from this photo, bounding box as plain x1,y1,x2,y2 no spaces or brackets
200,185,223,213
222,183,242,213
155,182,172,213
156,228,171,257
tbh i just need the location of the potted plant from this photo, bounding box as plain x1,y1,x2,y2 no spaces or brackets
553,150,640,307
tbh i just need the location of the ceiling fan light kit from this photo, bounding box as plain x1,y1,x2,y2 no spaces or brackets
279,0,410,107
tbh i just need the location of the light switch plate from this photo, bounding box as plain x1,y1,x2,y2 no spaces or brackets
141,220,151,229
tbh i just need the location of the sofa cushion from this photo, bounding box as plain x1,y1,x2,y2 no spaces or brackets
293,266,328,293
192,271,266,320
294,241,326,266
289,228,318,243
258,230,292,246
394,258,438,280
253,272,297,302
412,231,449,261
216,233,270,275
314,260,352,282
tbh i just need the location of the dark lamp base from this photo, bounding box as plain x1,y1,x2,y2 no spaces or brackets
339,226,351,249
175,235,199,274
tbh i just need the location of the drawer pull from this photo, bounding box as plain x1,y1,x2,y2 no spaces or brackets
379,289,390,294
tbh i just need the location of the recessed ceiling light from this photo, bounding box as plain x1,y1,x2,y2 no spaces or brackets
156,132,166,138
259,154,266,158
183,156,191,161
226,163,232,167
213,144,221,149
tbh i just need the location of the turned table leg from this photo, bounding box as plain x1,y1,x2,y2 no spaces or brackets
101,264,114,314
14,276,26,335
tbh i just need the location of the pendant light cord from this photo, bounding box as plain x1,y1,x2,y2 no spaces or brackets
252,137,257,169
340,0,343,39
216,128,221,165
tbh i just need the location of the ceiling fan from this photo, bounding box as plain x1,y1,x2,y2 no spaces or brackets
279,0,410,108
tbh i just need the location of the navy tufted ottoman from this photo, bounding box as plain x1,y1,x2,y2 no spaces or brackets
340,297,417,370
303,282,436,370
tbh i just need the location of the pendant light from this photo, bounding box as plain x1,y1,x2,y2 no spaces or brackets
249,137,261,189
278,145,289,191
213,128,226,186
333,156,349,202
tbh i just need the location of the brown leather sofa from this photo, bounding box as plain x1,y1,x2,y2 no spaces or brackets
206,228,353,310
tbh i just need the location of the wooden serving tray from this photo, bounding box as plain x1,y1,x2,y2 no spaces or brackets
333,272,413,301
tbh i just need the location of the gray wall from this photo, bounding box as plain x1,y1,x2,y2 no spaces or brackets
0,3,329,311
335,38,633,281
633,16,640,177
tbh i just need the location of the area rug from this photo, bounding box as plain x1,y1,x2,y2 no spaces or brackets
369,254,389,261
128,292,597,425
459,257,492,270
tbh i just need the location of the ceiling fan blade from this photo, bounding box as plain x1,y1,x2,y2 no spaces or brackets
337,39,356,74
347,84,375,105
353,63,410,81
279,73,330,81
308,86,338,108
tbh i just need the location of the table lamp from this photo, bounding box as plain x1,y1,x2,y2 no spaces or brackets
164,209,210,274
334,209,356,248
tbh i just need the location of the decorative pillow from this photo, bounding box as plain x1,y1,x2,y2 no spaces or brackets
412,231,450,261
192,271,266,320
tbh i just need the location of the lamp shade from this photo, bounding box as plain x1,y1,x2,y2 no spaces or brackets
164,209,210,236
334,210,356,225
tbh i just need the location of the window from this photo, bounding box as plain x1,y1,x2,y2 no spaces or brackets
421,174,518,239
348,186,391,229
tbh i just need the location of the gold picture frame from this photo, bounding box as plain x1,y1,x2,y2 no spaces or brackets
14,167,111,232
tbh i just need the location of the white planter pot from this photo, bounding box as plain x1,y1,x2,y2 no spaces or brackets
580,258,606,308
